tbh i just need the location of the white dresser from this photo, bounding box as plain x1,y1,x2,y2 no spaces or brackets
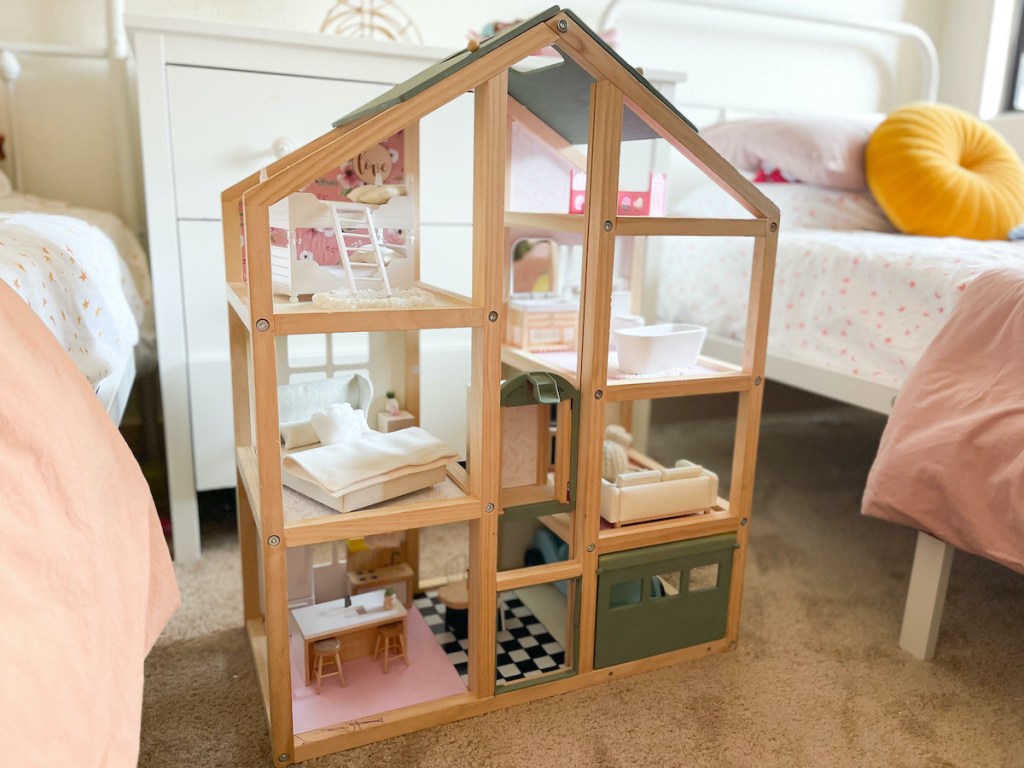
129,16,473,561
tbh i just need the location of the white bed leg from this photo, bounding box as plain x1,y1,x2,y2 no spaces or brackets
899,531,954,660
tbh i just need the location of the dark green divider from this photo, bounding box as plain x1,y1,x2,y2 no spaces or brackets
594,533,738,669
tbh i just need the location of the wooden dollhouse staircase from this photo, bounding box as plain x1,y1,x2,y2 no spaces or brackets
329,202,393,296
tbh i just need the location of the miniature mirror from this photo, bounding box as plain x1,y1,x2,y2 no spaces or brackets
510,237,559,296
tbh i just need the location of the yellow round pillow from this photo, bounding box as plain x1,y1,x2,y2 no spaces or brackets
866,103,1024,240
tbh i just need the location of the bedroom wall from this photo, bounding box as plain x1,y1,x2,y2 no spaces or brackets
0,0,1012,231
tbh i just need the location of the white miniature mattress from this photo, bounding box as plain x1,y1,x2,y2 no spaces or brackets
0,192,154,388
654,228,1024,389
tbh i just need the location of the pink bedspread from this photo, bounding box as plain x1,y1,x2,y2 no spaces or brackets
0,281,178,765
862,268,1024,574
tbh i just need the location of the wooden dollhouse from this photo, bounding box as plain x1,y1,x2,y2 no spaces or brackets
222,6,778,764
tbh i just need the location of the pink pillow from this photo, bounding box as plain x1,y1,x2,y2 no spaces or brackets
701,116,882,191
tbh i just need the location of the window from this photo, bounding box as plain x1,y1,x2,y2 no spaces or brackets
1005,7,1024,110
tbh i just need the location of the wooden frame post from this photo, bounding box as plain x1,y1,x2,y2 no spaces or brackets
575,79,624,673
467,71,508,697
725,224,778,643
241,197,295,762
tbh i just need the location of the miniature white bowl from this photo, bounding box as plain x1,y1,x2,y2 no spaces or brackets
614,323,707,374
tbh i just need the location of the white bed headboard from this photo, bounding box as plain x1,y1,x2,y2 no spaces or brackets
599,0,939,122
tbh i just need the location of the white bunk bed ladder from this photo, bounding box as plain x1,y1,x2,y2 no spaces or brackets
329,202,393,296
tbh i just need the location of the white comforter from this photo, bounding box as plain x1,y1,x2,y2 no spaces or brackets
283,427,458,497
0,193,153,387
655,229,1024,389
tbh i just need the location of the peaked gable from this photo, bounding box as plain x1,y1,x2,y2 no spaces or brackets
333,5,696,145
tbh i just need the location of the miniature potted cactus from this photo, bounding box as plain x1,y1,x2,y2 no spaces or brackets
384,587,396,609
385,390,400,416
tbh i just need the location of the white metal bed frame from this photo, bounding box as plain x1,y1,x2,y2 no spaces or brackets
601,0,957,661
0,0,139,424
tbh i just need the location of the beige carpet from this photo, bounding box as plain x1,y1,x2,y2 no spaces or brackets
139,387,1024,767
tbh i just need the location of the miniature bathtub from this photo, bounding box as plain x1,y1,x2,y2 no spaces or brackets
614,323,707,374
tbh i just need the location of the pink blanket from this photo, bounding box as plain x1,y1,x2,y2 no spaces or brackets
0,281,179,765
862,268,1024,574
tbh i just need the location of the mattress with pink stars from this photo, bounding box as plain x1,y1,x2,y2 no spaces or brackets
0,191,153,391
654,182,1024,390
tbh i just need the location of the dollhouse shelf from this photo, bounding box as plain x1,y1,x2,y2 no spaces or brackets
504,211,586,236
541,500,735,554
504,212,771,239
500,344,751,399
226,282,481,334
237,447,479,546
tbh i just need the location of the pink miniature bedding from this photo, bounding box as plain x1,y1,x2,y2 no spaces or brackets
0,280,178,766
862,268,1024,573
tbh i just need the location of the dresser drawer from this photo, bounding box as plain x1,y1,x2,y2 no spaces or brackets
167,66,391,220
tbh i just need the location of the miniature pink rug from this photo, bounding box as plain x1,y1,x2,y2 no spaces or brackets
290,604,467,733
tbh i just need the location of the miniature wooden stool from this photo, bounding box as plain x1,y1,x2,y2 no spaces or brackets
437,578,469,640
312,637,345,694
373,622,408,674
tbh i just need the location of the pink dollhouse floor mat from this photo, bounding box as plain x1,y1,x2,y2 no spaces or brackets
290,605,467,733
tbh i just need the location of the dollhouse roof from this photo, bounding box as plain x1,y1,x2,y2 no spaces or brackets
333,6,697,145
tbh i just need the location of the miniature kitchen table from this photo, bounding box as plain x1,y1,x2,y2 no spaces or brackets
291,589,408,684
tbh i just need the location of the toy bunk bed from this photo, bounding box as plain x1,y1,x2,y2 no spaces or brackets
599,0,1024,660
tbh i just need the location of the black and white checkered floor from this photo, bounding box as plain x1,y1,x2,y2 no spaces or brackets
413,590,565,685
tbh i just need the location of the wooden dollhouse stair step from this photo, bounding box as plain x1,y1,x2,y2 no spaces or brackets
328,201,393,296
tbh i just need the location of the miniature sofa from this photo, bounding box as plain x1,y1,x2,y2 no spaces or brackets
600,460,718,527
277,374,457,513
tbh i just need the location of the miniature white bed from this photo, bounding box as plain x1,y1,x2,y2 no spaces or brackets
277,373,456,513
600,460,718,527
269,191,413,302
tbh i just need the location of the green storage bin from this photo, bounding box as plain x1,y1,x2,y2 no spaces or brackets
594,533,738,669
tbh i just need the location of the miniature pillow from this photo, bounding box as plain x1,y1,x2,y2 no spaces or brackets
310,402,370,445
866,103,1024,240
280,419,319,450
661,463,703,481
701,116,882,190
350,245,400,265
615,469,662,488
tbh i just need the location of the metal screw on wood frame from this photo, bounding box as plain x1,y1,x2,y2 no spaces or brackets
769,222,778,233
485,503,495,513
256,318,270,332
268,535,281,546
740,518,748,526
754,376,762,386
488,311,498,322
587,543,595,552
557,18,569,32
278,755,289,763
594,389,603,399
602,220,612,231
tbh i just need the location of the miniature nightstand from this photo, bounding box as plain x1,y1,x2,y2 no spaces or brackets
377,410,416,432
